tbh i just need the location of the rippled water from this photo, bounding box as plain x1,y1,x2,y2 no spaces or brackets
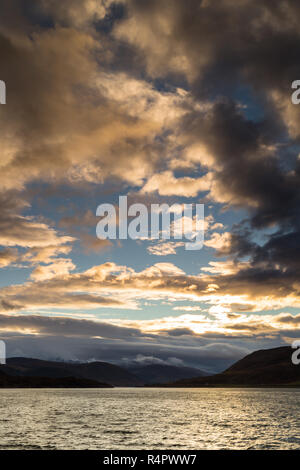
0,388,299,450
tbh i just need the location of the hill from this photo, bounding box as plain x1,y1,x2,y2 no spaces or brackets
0,357,143,387
0,369,112,388
165,346,300,387
128,364,208,384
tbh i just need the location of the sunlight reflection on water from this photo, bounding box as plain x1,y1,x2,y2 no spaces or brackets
0,387,299,450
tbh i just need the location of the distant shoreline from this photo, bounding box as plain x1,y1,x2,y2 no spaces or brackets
0,384,300,390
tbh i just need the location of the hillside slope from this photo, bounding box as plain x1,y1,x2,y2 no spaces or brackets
0,357,143,386
0,369,112,388
129,364,209,384
166,347,300,387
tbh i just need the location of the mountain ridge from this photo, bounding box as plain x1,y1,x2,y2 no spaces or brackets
0,357,210,386
0,357,142,387
1,347,299,388
0,368,112,388
163,346,300,387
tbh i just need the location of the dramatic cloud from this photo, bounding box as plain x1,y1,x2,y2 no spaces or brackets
2,260,300,316
1,0,300,364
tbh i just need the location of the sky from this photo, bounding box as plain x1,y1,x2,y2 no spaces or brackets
1,0,300,372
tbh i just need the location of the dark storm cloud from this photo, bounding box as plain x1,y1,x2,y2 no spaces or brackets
117,1,300,244
115,0,300,287
2,330,294,372
0,312,297,370
275,313,300,325
123,0,300,96
163,328,197,337
0,330,252,372
177,98,300,292
172,100,300,302
182,100,297,225
0,314,142,338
